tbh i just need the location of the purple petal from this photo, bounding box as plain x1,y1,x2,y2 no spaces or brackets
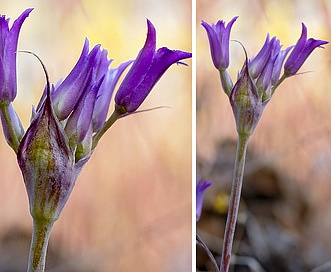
114,19,156,106
271,45,292,85
196,179,212,221
115,19,192,113
284,23,328,75
201,16,238,70
92,60,133,132
249,34,275,78
116,47,191,112
0,8,33,102
53,40,103,120
201,20,222,69
65,77,100,143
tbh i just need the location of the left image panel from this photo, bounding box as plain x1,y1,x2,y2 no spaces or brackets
0,1,192,271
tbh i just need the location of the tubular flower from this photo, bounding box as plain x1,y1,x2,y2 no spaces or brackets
49,39,131,160
196,179,212,222
201,17,238,71
115,19,192,113
248,34,292,101
284,23,328,76
0,8,33,103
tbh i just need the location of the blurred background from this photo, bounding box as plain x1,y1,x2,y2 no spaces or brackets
197,0,331,271
0,0,191,271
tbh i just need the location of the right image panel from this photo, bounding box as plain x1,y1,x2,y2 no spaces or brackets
196,1,331,271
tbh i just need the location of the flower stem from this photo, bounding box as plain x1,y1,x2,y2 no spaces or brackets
0,102,23,153
220,133,249,272
92,106,124,149
196,234,220,272
219,69,233,96
27,219,54,272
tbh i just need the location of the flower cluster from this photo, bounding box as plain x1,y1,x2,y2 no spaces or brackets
202,17,328,137
0,9,192,224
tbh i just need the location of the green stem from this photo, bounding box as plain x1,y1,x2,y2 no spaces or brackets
219,69,233,96
196,234,220,272
27,219,54,272
271,73,287,96
92,106,124,149
220,133,249,272
0,103,23,153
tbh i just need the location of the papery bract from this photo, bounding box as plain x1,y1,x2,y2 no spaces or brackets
230,60,265,137
17,94,76,222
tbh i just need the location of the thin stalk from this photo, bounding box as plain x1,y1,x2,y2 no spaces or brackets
220,133,249,272
196,234,220,272
0,103,23,153
219,69,233,96
92,108,123,149
27,219,54,272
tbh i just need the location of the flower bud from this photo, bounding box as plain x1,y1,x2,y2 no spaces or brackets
17,95,75,222
230,61,264,137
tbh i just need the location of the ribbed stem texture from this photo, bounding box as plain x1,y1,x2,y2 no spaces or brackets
220,133,249,272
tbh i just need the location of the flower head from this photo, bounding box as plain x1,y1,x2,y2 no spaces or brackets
284,23,328,76
114,19,192,113
203,17,328,137
229,38,292,136
0,14,191,225
0,8,33,103
196,179,212,221
201,17,238,71
45,39,132,161
16,39,131,222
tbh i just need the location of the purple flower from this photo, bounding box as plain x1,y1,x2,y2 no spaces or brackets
249,34,292,98
201,17,238,71
0,8,33,102
46,39,131,159
196,179,212,221
284,23,328,76
114,19,192,113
